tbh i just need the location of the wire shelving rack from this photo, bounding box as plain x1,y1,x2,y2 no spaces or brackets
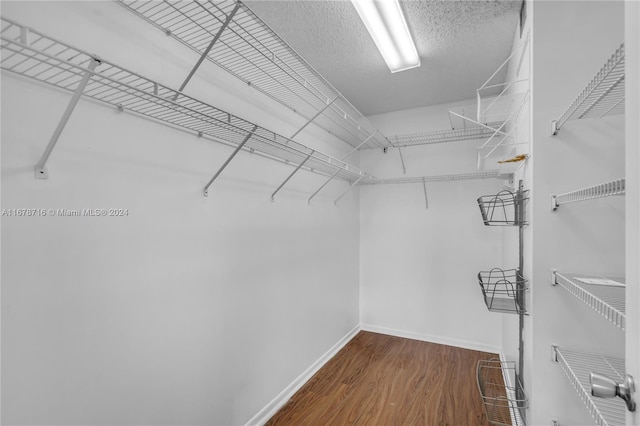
552,346,627,426
0,17,370,188
357,171,501,186
116,0,390,150
552,44,625,135
385,123,505,148
552,271,625,331
551,179,625,210
477,359,527,426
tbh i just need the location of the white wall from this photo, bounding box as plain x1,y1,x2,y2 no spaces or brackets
625,2,640,425
529,2,626,424
358,101,507,353
1,2,360,425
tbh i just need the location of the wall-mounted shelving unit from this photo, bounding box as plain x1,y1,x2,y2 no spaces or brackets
551,178,625,210
357,171,501,185
551,271,625,331
551,44,625,135
385,123,504,148
477,359,527,426
552,346,627,426
548,38,632,425
356,171,504,210
476,181,528,424
0,17,371,194
116,0,390,150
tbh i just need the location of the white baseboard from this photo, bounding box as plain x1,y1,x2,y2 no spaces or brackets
360,323,503,355
245,324,361,426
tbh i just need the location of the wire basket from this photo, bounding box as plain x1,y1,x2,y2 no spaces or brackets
477,190,528,226
478,268,527,314
477,359,527,426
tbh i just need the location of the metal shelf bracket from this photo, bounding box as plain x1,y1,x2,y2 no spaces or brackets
34,57,100,179
203,125,257,196
271,151,314,202
422,179,428,209
174,2,241,100
334,175,364,206
307,132,376,205
398,147,406,174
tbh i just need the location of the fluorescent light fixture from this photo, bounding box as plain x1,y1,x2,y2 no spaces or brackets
351,0,420,73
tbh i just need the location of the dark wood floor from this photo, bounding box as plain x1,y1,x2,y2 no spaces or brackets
266,331,503,426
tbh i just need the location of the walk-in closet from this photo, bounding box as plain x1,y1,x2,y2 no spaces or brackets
1,1,638,425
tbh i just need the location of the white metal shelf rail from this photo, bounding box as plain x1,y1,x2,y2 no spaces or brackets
552,346,627,426
552,43,625,135
116,0,390,150
386,122,505,148
0,17,371,196
357,171,502,210
551,178,625,210
551,270,625,331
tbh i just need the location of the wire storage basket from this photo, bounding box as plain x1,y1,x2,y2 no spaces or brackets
477,359,527,426
477,190,529,226
478,268,527,314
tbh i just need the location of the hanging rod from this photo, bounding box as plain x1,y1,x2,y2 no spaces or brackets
551,178,625,210
0,17,369,184
357,171,502,185
552,43,625,135
116,0,390,150
384,122,506,148
552,346,627,426
551,270,625,331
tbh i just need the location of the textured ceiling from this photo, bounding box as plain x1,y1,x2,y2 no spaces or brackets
244,0,522,116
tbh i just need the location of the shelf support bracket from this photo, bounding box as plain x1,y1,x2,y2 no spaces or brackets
422,178,428,209
174,2,241,99
270,151,314,202
35,58,100,179
398,147,406,174
306,131,376,205
203,125,257,196
334,175,364,206
289,97,338,140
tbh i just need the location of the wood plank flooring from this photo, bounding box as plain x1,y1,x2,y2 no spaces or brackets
266,331,505,426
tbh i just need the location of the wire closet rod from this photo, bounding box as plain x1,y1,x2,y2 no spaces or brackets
0,17,370,187
358,171,502,185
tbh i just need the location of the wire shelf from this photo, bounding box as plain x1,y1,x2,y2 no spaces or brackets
551,179,625,210
385,122,505,148
478,268,527,314
552,271,625,331
552,44,625,134
477,359,527,426
357,171,501,186
553,347,626,426
0,17,369,183
478,189,529,226
116,0,389,150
